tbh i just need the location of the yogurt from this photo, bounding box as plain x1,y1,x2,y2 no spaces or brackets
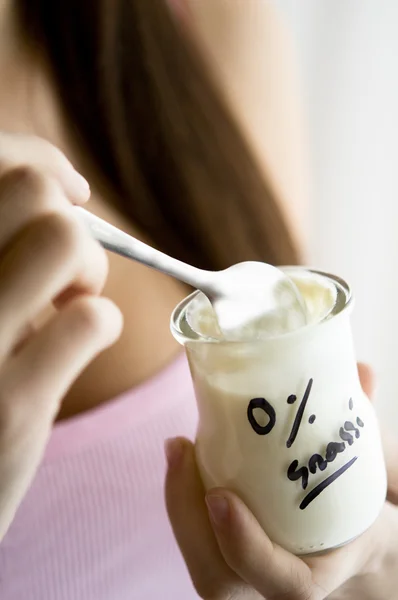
171,267,387,554
187,269,339,341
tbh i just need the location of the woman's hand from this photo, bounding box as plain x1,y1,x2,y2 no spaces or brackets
0,132,123,540
166,364,398,599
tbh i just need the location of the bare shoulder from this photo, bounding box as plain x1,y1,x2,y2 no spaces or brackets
184,0,309,252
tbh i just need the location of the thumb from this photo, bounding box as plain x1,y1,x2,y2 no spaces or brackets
357,363,375,398
383,429,398,505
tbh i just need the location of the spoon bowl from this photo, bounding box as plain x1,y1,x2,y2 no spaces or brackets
206,261,307,337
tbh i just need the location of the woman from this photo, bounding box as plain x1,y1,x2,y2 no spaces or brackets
0,0,396,598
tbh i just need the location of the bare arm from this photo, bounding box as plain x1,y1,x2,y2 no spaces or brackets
185,0,309,252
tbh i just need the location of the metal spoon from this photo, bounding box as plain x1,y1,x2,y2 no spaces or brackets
75,207,307,336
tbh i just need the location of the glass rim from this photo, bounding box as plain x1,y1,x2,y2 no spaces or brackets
170,266,353,345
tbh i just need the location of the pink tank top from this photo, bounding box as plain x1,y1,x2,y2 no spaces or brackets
0,354,199,599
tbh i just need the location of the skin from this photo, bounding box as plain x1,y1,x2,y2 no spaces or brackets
184,0,310,249
0,0,397,597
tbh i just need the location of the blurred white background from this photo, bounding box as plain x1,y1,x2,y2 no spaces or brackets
274,0,398,425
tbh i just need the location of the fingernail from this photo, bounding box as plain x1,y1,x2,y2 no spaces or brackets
165,438,184,470
206,494,230,526
69,172,91,203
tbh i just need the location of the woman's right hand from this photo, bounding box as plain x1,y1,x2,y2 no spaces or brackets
0,132,123,541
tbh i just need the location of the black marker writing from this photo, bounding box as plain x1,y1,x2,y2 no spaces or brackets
344,421,360,439
289,441,346,488
247,382,365,509
286,379,314,448
300,457,358,510
308,453,327,475
287,415,364,500
325,441,346,462
339,427,354,445
247,398,276,436
287,460,309,490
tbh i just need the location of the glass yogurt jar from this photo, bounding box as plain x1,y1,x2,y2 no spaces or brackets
171,267,387,555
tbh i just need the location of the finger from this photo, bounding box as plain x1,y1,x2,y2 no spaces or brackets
356,365,398,503
0,167,79,252
3,296,123,425
304,517,380,594
0,132,90,203
357,363,375,399
0,210,108,357
206,489,321,600
0,296,122,539
165,438,254,599
383,429,398,505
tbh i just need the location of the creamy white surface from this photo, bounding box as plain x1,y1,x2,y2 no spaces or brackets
188,269,337,341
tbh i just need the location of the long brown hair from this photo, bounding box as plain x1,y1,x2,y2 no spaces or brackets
15,0,299,271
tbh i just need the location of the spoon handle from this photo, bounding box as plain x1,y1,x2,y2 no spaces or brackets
75,207,210,289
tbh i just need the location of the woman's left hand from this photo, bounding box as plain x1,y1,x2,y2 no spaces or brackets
165,364,398,599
